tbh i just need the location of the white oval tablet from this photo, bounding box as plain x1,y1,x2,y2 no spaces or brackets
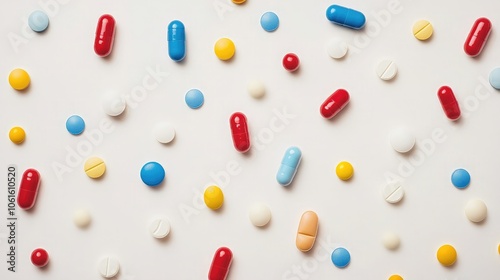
382,232,400,250
326,38,348,59
464,199,487,223
153,122,176,144
382,181,404,203
248,80,265,99
73,209,91,228
376,59,398,81
389,128,415,153
249,203,271,227
149,218,171,238
102,93,126,117
98,256,120,278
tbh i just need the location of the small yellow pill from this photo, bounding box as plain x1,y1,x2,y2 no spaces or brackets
389,275,403,280
9,68,31,91
336,161,354,181
84,157,106,179
437,244,457,266
497,244,499,254
232,0,246,3
9,126,26,144
413,20,433,41
214,38,235,61
204,185,224,210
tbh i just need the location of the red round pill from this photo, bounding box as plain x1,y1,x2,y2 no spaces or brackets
31,248,49,267
283,53,300,72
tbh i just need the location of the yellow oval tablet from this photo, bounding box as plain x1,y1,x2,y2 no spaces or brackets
296,211,318,252
9,126,26,144
204,185,224,210
9,68,31,90
214,38,235,61
437,244,457,266
84,157,106,179
413,20,433,41
336,161,354,181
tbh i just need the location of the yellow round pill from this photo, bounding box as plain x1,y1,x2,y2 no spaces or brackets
497,243,499,254
389,275,403,280
232,0,246,3
413,20,433,41
437,244,457,266
9,126,26,144
214,38,235,61
9,68,31,90
204,185,224,210
84,157,106,179
336,161,354,181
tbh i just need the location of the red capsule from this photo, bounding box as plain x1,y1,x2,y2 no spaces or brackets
438,86,461,121
208,247,233,280
464,17,491,57
94,14,116,57
320,89,350,119
230,112,250,153
17,168,41,210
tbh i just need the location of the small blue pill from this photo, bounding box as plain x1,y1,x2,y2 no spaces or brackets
66,115,85,135
260,12,279,32
167,20,186,62
451,168,470,189
489,68,500,90
141,162,165,187
185,89,204,109
331,247,351,268
28,10,49,33
326,5,366,30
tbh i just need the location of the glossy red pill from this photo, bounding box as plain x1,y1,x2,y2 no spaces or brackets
94,14,116,57
17,168,41,210
208,247,233,280
438,86,461,120
320,89,350,119
230,112,250,153
31,248,49,267
464,17,491,57
283,53,300,72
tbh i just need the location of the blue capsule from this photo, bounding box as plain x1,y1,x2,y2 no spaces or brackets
276,146,302,186
167,20,186,61
326,5,366,30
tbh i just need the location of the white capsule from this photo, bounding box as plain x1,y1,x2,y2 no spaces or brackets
376,59,398,81
153,122,176,144
98,256,120,278
248,203,271,227
389,128,415,153
382,181,404,204
149,218,171,238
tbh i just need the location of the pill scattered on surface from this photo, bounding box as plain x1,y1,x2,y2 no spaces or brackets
84,157,106,179
437,244,457,266
389,275,403,280
437,86,461,121
389,128,415,153
382,232,400,250
94,14,116,57
464,17,491,57
412,20,433,41
102,93,126,116
248,203,271,227
451,168,470,189
149,218,171,239
336,161,354,181
66,115,86,135
247,80,265,98
208,247,233,280
28,10,49,32
98,256,120,278
382,181,404,204
31,248,49,267
232,0,246,3
465,199,487,223
376,59,398,81
17,168,41,210
140,162,165,187
296,211,318,252
326,38,348,59
153,122,176,144
489,67,500,90
185,89,204,109
9,126,26,144
283,53,300,72
9,68,30,90
204,186,224,210
260,12,279,32
167,20,186,62
277,146,302,186
331,247,351,268
320,89,350,119
326,4,366,29
73,209,91,228
229,112,251,153
214,38,235,61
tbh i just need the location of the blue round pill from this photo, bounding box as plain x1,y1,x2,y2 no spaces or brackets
331,247,350,268
66,115,85,135
28,10,49,33
141,162,165,187
185,89,204,109
489,68,500,90
260,12,279,32
451,168,470,189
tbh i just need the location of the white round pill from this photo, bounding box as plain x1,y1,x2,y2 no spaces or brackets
382,181,404,204
149,218,171,238
382,232,400,250
98,256,120,278
248,203,271,227
248,80,265,99
376,59,398,81
389,128,415,153
153,122,176,144
102,93,126,117
464,199,487,223
326,38,348,59
73,209,91,228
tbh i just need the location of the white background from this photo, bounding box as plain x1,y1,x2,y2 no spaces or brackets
1,0,500,279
